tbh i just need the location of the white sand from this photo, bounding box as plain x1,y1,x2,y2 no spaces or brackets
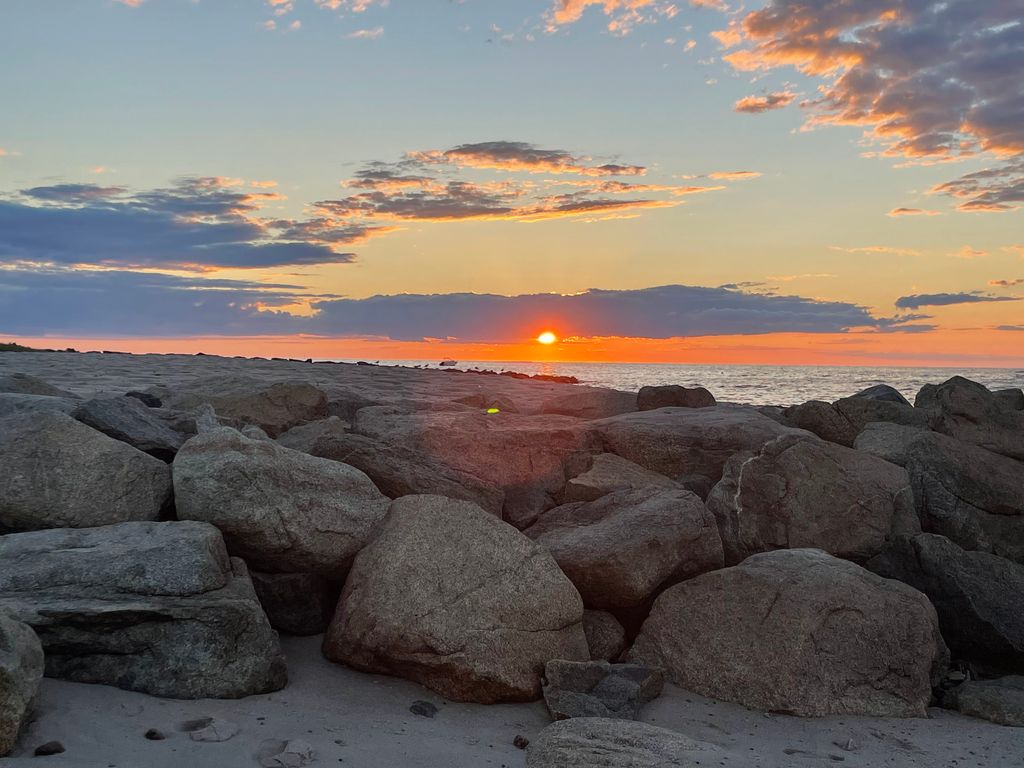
4,636,1022,767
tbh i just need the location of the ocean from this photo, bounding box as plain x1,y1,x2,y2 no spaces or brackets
343,360,1024,406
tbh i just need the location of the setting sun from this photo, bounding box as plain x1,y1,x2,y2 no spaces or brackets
536,331,558,345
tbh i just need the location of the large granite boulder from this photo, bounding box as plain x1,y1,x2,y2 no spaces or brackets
562,453,680,504
591,405,805,487
916,376,1024,461
994,388,1024,411
250,571,338,636
323,495,588,703
524,488,723,610
351,407,600,528
542,660,663,721
867,534,1024,674
945,677,1024,727
0,522,287,699
0,373,75,398
173,428,390,579
0,393,77,419
629,549,948,717
148,377,329,437
539,389,638,420
526,718,711,767
637,385,715,411
275,416,350,452
707,433,918,565
855,424,1024,563
784,396,926,448
292,429,504,516
0,613,44,756
72,395,185,461
0,411,172,532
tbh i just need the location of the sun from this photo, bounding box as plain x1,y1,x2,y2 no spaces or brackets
537,331,558,345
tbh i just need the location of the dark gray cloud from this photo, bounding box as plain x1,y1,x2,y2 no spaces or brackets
0,271,925,340
0,178,354,271
894,292,1021,310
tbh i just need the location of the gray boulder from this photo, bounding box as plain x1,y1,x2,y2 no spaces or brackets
542,660,663,720
275,416,350,452
851,384,911,405
352,407,599,528
149,377,329,437
294,429,504,516
0,373,75,398
72,396,185,461
855,424,1024,563
591,405,806,484
629,549,948,717
785,396,926,448
994,388,1024,411
323,495,588,703
582,611,627,662
526,718,711,767
637,385,715,410
524,488,723,610
0,521,287,698
916,376,1024,461
173,428,390,579
707,433,918,565
539,389,637,420
0,613,44,756
562,453,679,504
0,393,77,418
0,411,172,532
250,571,338,636
945,677,1024,727
867,534,1024,674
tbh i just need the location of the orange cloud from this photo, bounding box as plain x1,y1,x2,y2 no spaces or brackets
734,90,795,113
887,207,942,217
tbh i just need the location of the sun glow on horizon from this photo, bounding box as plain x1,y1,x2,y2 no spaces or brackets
536,331,558,345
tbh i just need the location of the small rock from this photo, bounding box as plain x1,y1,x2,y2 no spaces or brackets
513,735,529,750
258,738,317,768
410,700,439,718
185,717,240,742
542,660,664,721
144,728,166,740
126,391,162,408
33,741,65,756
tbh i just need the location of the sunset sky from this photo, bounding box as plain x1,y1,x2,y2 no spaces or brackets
1,0,1022,366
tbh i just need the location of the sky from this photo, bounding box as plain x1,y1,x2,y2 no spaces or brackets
1,0,1022,366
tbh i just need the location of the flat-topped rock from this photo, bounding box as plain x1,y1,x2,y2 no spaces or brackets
148,377,329,437
562,453,680,504
0,521,286,699
0,411,172,533
173,428,390,579
591,405,807,485
524,488,723,610
527,718,711,767
707,433,918,565
539,389,637,420
630,549,948,717
0,372,76,398
323,494,588,703
72,395,185,461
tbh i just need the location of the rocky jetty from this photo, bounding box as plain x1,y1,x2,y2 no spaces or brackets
1,349,1022,764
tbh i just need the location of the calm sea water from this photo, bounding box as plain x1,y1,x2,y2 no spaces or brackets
344,360,1024,406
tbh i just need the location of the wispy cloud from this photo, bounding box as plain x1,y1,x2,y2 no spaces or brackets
887,207,942,217
989,278,1024,287
895,293,1019,310
831,245,922,257
410,141,646,177
346,26,383,39
734,90,795,114
953,246,988,259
